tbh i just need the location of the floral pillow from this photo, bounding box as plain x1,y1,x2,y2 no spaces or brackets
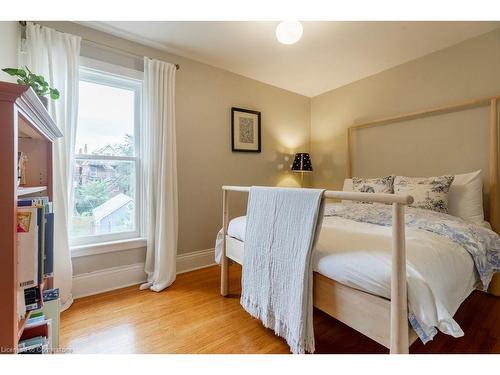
352,175,395,196
394,175,455,213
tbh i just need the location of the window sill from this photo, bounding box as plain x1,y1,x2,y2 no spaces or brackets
71,237,147,258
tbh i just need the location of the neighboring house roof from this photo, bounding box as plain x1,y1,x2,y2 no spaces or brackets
93,144,116,155
92,193,133,223
78,160,113,170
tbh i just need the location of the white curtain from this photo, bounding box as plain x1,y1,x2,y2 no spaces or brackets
140,58,178,292
26,23,81,310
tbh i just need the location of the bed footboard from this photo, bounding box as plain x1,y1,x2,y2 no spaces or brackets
220,186,413,354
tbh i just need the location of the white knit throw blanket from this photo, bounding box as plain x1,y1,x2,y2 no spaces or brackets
240,187,325,354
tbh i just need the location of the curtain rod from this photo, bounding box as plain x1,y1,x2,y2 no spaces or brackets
19,21,180,71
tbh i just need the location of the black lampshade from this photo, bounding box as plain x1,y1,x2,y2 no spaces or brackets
291,153,313,172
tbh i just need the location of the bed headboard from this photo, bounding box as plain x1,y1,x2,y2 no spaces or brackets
346,95,499,234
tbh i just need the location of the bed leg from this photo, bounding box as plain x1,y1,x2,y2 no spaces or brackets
221,189,229,296
221,255,229,297
390,203,409,354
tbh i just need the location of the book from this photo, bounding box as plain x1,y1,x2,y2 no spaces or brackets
24,286,42,311
18,336,49,354
44,212,54,277
42,288,59,302
18,336,44,352
18,197,52,283
21,319,52,354
30,311,44,319
27,313,45,325
17,207,38,289
17,196,50,208
23,320,49,339
25,302,42,312
22,319,51,339
27,316,45,324
35,205,46,285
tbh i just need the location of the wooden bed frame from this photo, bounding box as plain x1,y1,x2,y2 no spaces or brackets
221,187,415,354
219,94,500,354
346,94,500,295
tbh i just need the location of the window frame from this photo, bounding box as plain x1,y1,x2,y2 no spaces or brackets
70,59,143,248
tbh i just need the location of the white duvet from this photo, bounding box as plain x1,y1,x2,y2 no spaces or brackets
215,206,480,343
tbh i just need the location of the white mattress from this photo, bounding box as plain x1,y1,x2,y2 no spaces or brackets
215,214,478,343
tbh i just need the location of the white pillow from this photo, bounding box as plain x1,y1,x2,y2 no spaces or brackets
448,170,484,224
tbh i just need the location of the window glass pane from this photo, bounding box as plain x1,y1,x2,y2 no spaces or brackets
70,159,136,237
76,80,135,157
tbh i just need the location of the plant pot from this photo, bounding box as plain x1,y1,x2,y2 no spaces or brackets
38,95,49,109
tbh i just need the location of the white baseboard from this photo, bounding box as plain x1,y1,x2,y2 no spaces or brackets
72,262,147,299
72,248,216,299
176,248,216,274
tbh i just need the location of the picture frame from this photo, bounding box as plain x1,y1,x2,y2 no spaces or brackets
231,107,261,152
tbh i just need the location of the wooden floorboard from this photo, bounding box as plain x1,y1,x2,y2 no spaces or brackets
61,264,500,354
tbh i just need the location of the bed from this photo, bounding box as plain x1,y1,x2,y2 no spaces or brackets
216,94,500,354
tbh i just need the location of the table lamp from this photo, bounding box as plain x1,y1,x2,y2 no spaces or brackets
291,152,313,187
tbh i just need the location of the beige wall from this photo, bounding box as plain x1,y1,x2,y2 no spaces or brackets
310,27,500,208
0,22,19,83
38,22,310,274
17,22,500,275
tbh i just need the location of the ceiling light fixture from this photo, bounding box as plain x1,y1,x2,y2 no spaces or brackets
275,21,303,45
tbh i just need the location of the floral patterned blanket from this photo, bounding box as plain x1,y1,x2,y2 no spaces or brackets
324,203,500,290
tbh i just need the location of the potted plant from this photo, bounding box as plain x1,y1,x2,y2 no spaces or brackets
2,66,60,108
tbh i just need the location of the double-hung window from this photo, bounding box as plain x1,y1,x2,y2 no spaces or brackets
70,59,143,247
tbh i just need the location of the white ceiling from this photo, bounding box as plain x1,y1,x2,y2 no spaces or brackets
83,21,500,97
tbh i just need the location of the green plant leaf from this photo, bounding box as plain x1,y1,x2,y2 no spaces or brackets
2,67,26,77
2,68,17,75
49,88,60,100
35,75,47,86
4,66,59,100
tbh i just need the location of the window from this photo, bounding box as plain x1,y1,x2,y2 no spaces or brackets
70,62,142,247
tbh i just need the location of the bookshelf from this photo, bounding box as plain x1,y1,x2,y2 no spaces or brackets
0,82,62,353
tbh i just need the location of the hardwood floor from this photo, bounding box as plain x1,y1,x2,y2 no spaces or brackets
61,264,500,354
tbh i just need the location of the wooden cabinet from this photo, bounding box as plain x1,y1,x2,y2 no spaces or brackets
0,82,62,353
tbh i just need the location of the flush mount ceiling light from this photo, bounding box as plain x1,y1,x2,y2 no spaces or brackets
275,21,303,45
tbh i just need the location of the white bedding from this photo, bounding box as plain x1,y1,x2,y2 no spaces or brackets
215,206,479,343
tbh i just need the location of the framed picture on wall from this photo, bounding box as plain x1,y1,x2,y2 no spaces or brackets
231,107,261,152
